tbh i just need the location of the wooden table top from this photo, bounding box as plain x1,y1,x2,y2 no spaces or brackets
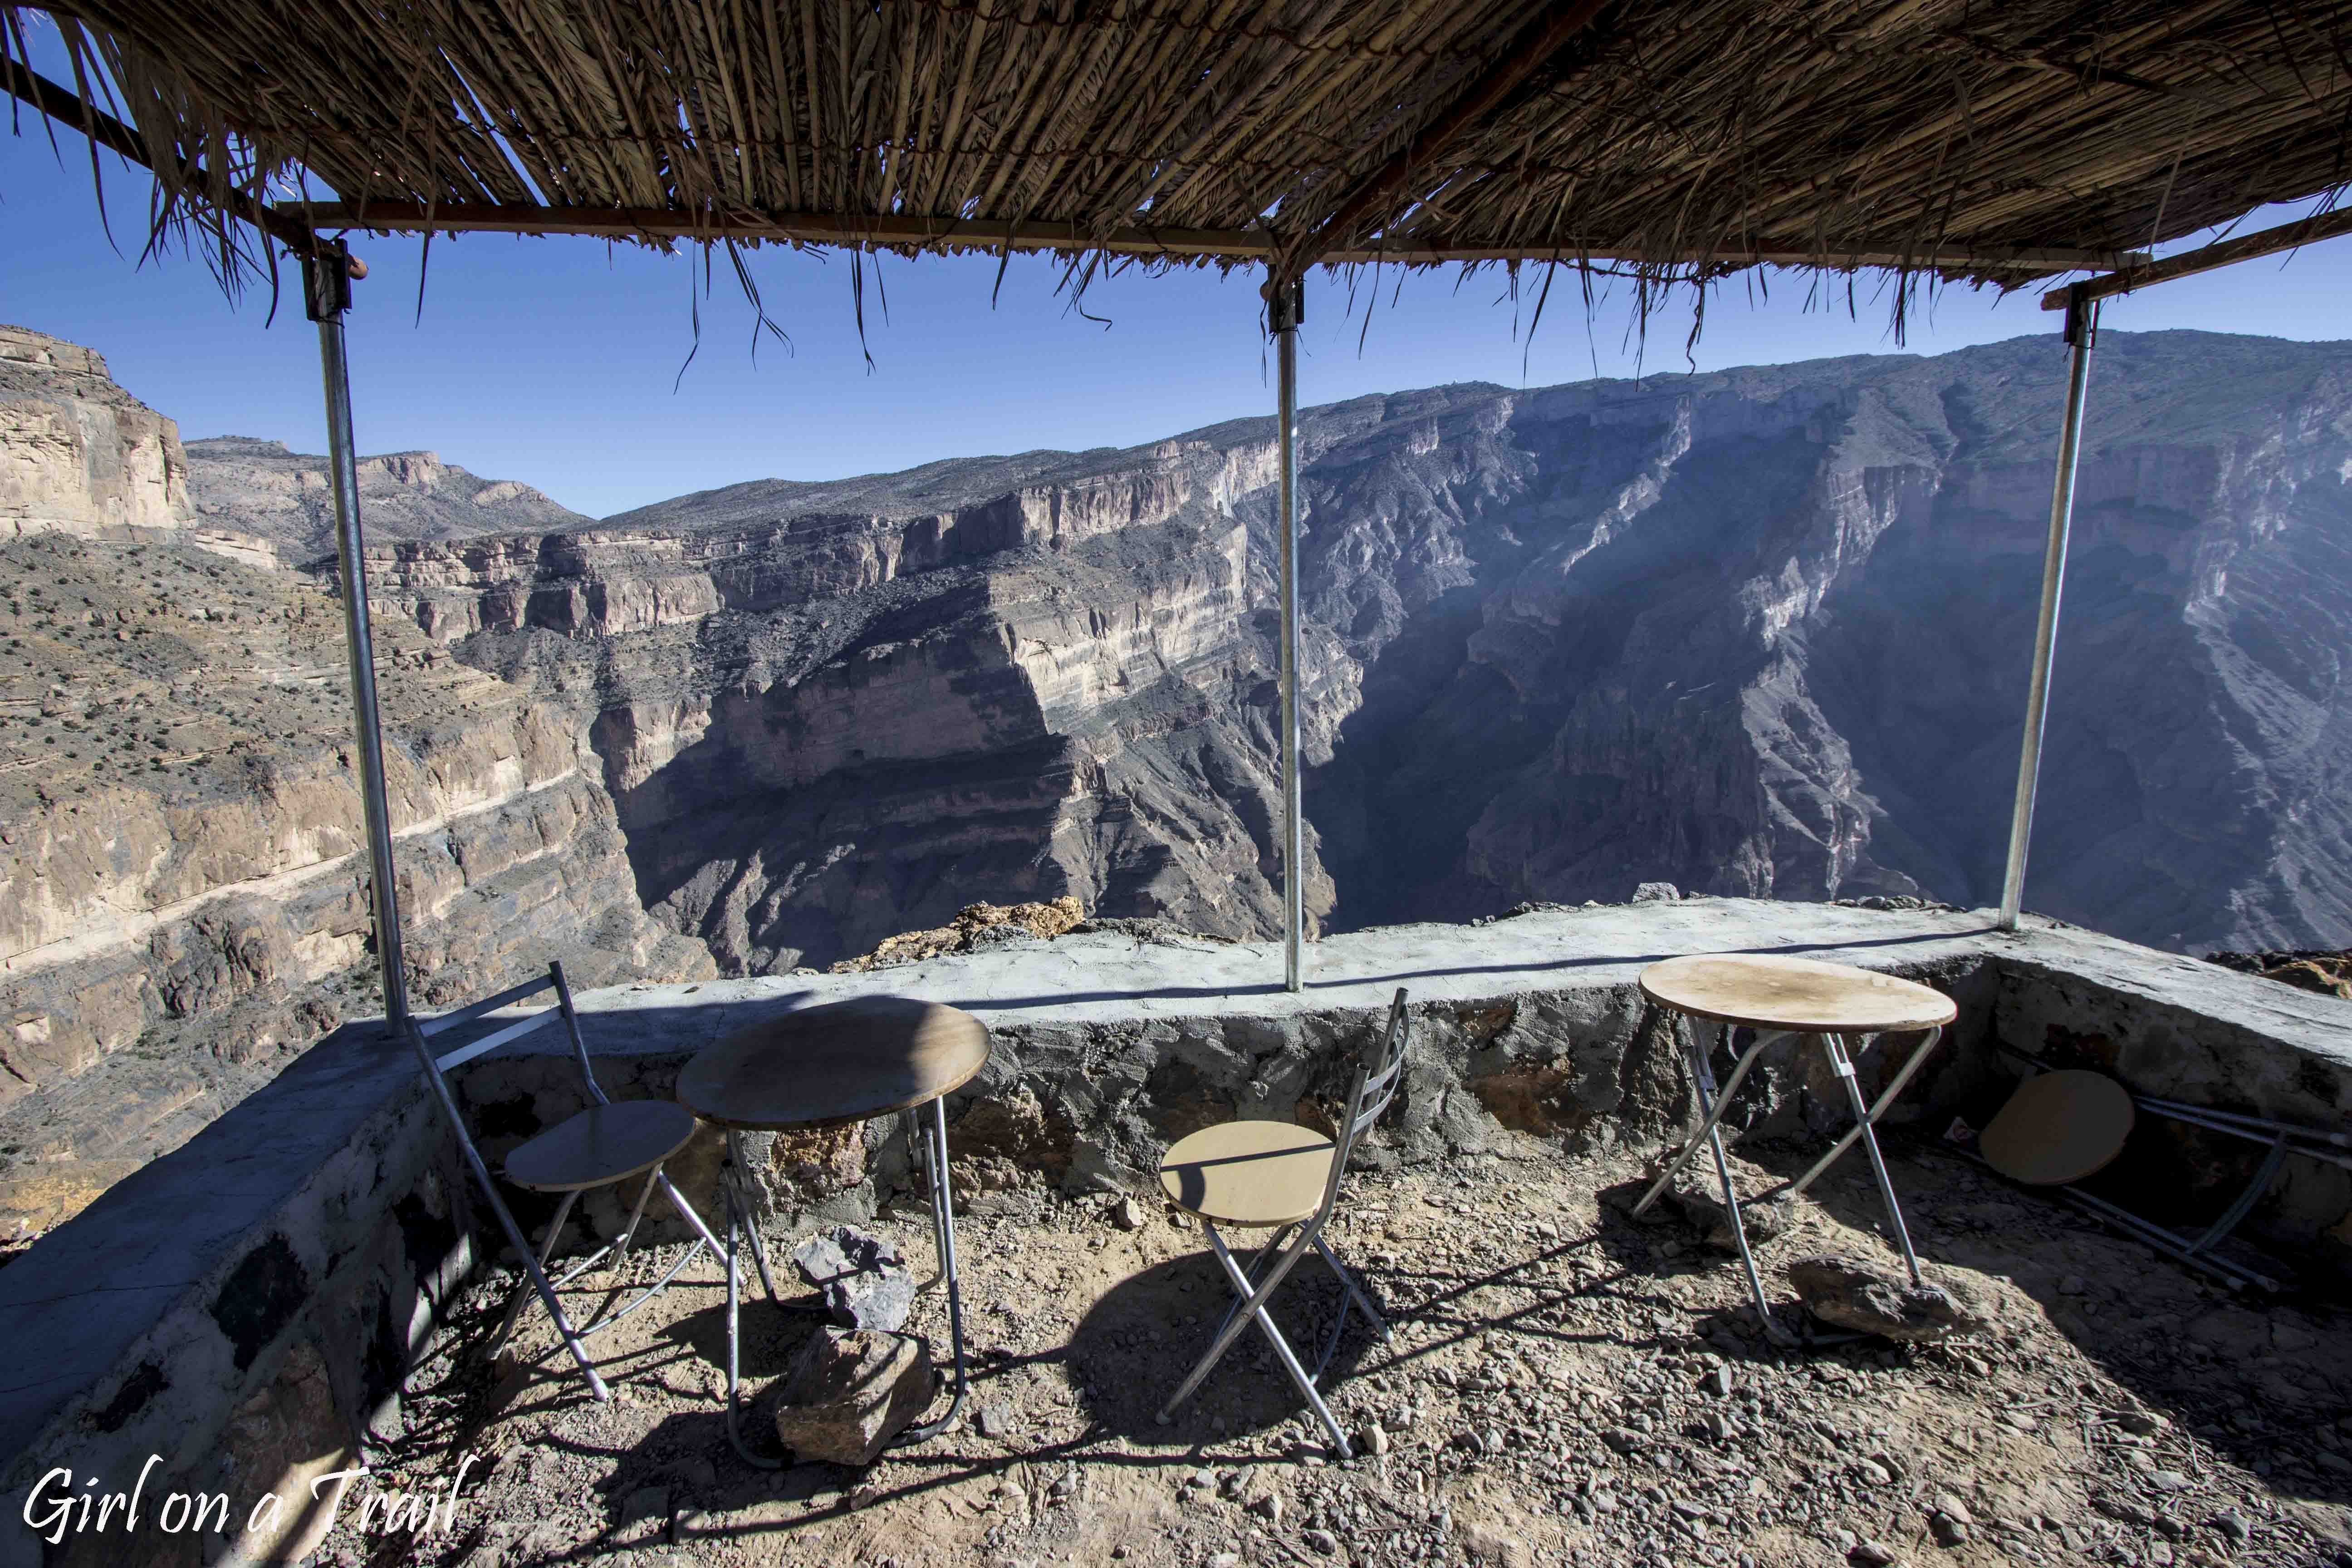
1638,953,1956,1033
677,997,991,1131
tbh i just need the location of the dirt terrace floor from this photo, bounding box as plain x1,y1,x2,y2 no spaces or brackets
322,1138,2352,1568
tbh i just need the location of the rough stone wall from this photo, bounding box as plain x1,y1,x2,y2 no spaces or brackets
1990,960,2352,1281
0,1034,475,1568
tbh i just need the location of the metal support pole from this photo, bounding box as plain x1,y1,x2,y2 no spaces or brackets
304,242,409,1024
1268,272,1307,992
1999,294,2099,931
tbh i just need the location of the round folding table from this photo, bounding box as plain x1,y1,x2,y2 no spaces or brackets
1629,953,1956,1340
676,995,990,1466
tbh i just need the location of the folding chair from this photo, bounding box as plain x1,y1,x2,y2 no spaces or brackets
1155,988,1409,1458
407,962,725,1401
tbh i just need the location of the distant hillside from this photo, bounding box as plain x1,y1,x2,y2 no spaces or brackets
184,436,591,560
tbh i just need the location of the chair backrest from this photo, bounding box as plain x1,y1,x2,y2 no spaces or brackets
407,961,607,1107
1313,988,1410,1223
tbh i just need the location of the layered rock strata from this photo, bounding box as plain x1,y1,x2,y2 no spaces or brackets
183,435,592,561
0,534,708,1236
0,325,187,540
376,454,1330,970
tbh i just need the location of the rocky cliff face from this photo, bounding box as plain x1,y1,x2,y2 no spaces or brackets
1299,334,2352,955
375,449,1322,971
0,325,187,540
375,331,2352,964
0,354,710,1237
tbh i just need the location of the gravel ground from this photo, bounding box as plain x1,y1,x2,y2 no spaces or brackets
316,1137,2352,1568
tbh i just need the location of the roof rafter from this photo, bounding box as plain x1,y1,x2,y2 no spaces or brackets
294,197,2145,274
1286,0,1612,274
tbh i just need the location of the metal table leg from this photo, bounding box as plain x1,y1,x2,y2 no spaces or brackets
1631,1024,1795,1218
720,1129,786,1469
1780,1025,1945,1204
1670,1018,1789,1343
1815,1032,1925,1286
898,1095,968,1444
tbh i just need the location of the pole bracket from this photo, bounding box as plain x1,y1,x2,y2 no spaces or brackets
2061,289,2097,349
1263,273,1304,335
302,240,357,323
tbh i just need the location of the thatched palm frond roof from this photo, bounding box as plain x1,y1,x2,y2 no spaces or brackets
7,0,2350,289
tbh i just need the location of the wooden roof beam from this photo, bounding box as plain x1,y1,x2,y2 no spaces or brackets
2043,201,2352,308
293,201,1279,259
4,60,321,257
297,199,2136,274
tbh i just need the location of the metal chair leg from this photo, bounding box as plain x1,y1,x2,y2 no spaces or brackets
1160,1220,1317,1420
409,1044,609,1399
487,1190,580,1356
607,1165,661,1270
1312,1234,1392,1340
1202,1224,1298,1349
1203,1223,1353,1459
568,1165,716,1339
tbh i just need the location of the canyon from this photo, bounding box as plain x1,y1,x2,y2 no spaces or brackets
5,319,2350,1235
372,329,2352,969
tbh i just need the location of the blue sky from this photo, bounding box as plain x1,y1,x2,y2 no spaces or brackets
8,78,2352,517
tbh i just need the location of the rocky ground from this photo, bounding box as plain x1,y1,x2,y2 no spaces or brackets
319,1132,2352,1568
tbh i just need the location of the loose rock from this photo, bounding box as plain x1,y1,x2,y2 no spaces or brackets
793,1225,916,1333
1788,1254,1981,1343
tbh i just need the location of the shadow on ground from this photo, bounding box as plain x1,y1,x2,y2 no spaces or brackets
1071,1250,1382,1446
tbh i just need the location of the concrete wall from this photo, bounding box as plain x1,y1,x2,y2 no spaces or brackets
0,900,2345,1565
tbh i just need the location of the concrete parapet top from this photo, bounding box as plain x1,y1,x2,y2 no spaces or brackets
561,900,2352,1069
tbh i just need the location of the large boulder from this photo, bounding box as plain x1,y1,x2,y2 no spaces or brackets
772,1329,935,1467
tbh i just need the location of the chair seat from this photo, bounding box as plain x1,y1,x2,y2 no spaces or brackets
1159,1121,1335,1227
505,1099,701,1192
